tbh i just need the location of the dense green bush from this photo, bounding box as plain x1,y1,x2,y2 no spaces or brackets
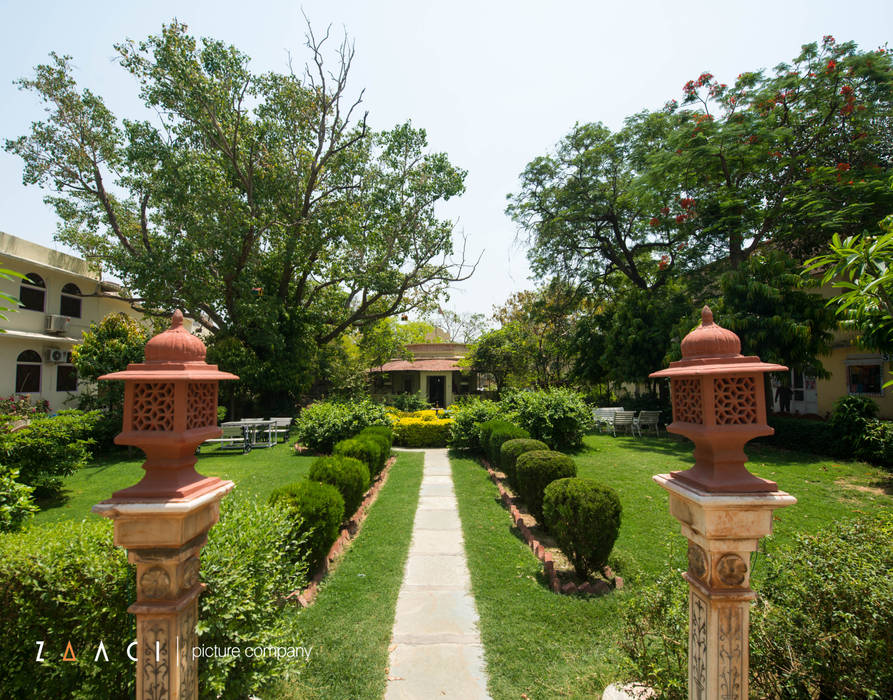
830,395,878,451
356,429,391,472
269,480,344,570
0,394,50,417
858,417,893,467
499,438,549,489
500,388,590,450
514,450,577,523
333,436,383,477
447,399,502,451
0,519,135,699
359,424,393,450
308,456,370,516
619,512,893,699
293,399,390,453
0,410,101,492
477,419,515,460
0,465,37,532
542,478,622,578
487,423,529,467
199,496,309,698
391,416,453,447
761,415,840,455
380,392,430,411
0,497,309,699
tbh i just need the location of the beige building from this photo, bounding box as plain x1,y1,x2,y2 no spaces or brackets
0,232,143,411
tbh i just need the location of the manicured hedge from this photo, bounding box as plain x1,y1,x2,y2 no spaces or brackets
499,438,549,489
309,456,370,516
543,478,622,578
356,429,391,473
477,419,515,459
391,417,453,447
0,497,308,699
515,450,577,523
333,437,383,478
487,423,530,467
269,480,345,569
359,425,393,450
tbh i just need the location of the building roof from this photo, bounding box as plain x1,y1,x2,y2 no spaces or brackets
371,359,463,372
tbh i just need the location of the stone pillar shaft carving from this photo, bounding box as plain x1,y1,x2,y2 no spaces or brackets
655,474,795,700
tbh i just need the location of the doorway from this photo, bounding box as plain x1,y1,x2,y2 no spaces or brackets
427,375,445,408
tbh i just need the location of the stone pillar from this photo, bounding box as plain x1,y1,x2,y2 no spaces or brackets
92,310,238,700
648,307,796,700
654,475,795,699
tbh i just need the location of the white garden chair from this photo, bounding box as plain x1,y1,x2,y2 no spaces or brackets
635,410,662,437
593,407,624,433
611,410,637,437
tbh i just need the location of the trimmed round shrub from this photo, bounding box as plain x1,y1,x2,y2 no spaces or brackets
448,399,503,451
487,423,529,467
360,425,393,449
293,399,390,453
477,419,515,460
308,456,370,516
333,436,383,477
357,428,391,472
542,478,622,578
269,480,344,569
515,450,577,523
499,438,549,489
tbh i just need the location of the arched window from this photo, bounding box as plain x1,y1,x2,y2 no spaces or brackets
16,350,42,393
19,273,45,312
60,283,82,318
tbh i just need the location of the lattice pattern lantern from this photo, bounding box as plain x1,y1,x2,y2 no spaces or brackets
99,310,238,501
649,306,786,492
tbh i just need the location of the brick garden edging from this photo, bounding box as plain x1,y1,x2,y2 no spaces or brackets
287,454,398,607
480,458,623,597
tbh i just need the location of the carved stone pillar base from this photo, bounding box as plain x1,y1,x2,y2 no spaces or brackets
93,481,233,700
654,474,795,700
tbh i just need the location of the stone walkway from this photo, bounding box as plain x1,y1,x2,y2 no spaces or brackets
385,448,490,700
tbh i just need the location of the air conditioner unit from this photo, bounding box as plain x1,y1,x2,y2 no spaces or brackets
45,314,71,334
44,348,67,363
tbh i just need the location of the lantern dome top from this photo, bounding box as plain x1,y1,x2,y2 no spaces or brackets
144,310,206,364
680,306,741,359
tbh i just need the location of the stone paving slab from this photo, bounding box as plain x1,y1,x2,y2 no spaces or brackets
386,448,491,700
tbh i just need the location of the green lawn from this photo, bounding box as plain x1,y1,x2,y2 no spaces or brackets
33,442,316,526
452,432,892,700
271,451,425,700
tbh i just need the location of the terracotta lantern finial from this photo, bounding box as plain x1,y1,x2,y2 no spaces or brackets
701,305,714,326
171,308,184,328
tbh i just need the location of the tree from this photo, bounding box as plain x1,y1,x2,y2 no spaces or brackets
71,313,149,414
6,22,473,408
511,37,893,297
426,308,488,343
463,326,527,395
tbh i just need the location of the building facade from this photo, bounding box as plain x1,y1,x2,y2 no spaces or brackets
0,232,143,411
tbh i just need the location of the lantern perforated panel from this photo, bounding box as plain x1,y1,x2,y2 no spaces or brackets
672,378,703,424
187,382,217,430
132,382,175,431
713,376,758,425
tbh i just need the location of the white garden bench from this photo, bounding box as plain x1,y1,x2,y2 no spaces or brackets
199,423,251,453
593,407,624,433
270,417,293,442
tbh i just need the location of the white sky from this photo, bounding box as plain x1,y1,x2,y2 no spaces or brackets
0,0,890,316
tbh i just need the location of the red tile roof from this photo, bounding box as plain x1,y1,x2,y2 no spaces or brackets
371,359,461,372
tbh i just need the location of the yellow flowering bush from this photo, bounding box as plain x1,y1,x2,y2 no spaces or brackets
391,409,453,447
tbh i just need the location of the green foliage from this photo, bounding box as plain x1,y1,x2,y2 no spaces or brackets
391,416,452,447
308,456,370,516
514,450,577,523
0,466,37,532
293,399,390,454
542,478,622,578
379,392,430,411
751,512,893,698
447,399,502,451
761,416,840,456
333,437,382,478
358,425,393,450
486,423,530,467
0,519,135,699
499,438,549,489
7,27,470,406
0,268,25,326
0,410,100,492
464,327,528,394
356,429,391,472
831,395,879,453
858,418,893,468
477,419,515,460
0,394,50,417
199,496,309,698
619,513,893,699
500,388,591,451
269,480,344,570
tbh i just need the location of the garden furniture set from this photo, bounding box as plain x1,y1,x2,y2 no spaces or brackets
199,416,293,453
592,407,663,437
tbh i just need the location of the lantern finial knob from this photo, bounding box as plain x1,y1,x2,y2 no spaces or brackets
701,305,714,326
171,309,184,329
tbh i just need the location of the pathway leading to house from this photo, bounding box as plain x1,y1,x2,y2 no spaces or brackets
385,448,491,700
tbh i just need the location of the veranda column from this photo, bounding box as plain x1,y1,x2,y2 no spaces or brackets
92,310,237,700
649,307,796,700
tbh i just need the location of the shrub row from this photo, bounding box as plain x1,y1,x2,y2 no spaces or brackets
0,497,308,699
391,416,452,447
293,398,390,453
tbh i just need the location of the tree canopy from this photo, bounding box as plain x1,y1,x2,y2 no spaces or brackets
6,22,473,407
